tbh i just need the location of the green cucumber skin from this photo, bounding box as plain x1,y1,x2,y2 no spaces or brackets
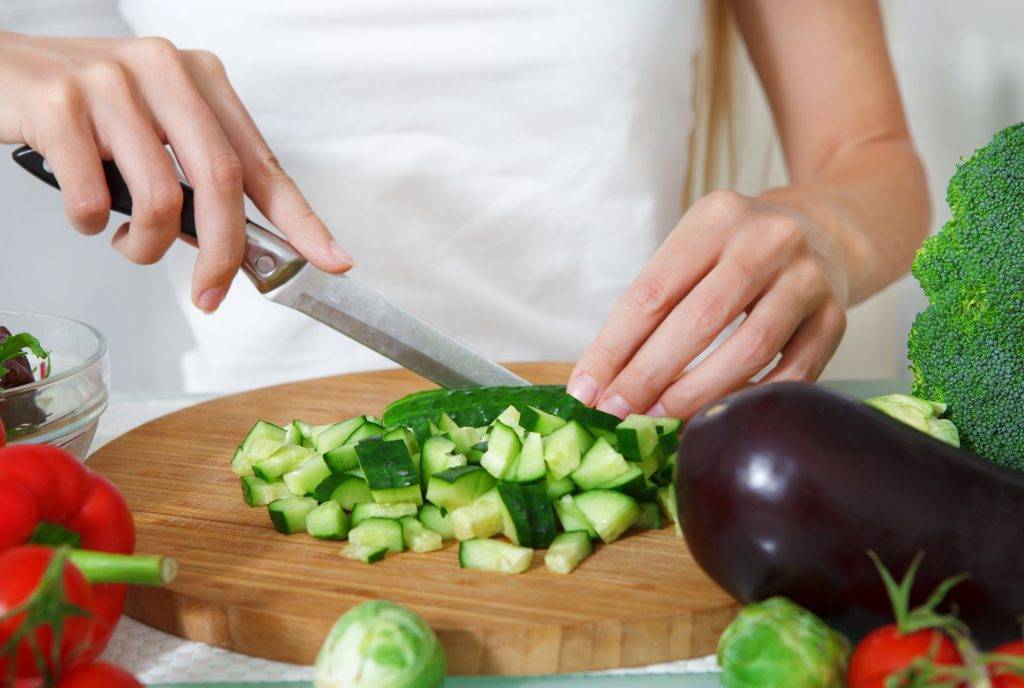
522,482,557,548
496,482,532,547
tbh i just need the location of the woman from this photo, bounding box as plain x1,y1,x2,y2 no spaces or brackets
0,0,929,419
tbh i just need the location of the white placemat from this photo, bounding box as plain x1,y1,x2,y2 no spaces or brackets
89,395,720,683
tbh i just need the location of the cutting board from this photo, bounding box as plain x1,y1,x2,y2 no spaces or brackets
86,362,739,674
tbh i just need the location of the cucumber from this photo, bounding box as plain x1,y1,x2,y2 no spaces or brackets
313,416,366,453
341,543,388,564
418,504,455,540
437,412,461,434
496,482,532,546
311,473,347,503
445,426,483,457
283,453,331,496
253,445,315,482
356,436,422,506
240,475,290,507
284,422,302,446
587,426,618,446
458,538,533,574
545,471,576,500
323,419,385,473
492,406,525,438
426,465,496,511
573,490,641,543
399,516,443,553
267,497,317,534
633,501,663,530
520,405,567,436
542,421,594,480
383,426,420,458
655,417,683,454
348,518,404,553
651,452,675,486
504,432,546,483
351,502,418,526
596,464,650,500
420,435,467,483
570,437,630,490
306,501,351,540
522,482,557,548
242,420,287,453
544,531,593,574
554,494,597,539
328,476,373,510
639,448,662,480
451,489,503,540
657,485,682,536
230,446,252,477
480,421,522,479
616,415,659,461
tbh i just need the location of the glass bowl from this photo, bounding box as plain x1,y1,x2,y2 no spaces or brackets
0,310,109,459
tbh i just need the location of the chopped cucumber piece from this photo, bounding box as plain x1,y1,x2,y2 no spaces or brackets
242,420,287,453
341,543,388,564
480,421,522,479
596,464,650,500
491,406,525,438
240,475,290,507
420,435,468,483
570,437,630,490
323,420,385,473
230,446,252,477
573,490,641,543
283,422,302,446
572,405,621,432
293,419,314,440
399,516,443,552
654,417,682,454
253,445,315,482
418,504,455,540
657,485,682,536
267,497,317,534
356,435,422,506
306,501,351,540
587,426,618,446
639,448,662,480
633,501,662,530
446,425,483,456
615,414,659,461
504,432,546,483
311,473,347,503
383,426,420,459
283,453,331,496
458,538,533,574
652,453,676,486
522,482,557,548
496,482,532,546
313,416,366,453
348,518,404,553
520,405,568,436
351,502,418,526
544,531,593,574
328,476,373,510
233,421,289,475
426,465,496,511
451,489,503,540
554,494,597,539
545,471,576,500
542,421,594,479
437,412,461,434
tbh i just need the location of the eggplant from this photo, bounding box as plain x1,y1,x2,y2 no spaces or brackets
675,381,1024,648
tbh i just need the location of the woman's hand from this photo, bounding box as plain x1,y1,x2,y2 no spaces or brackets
568,190,851,420
0,31,352,312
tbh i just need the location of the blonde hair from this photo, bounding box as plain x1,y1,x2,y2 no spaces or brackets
683,0,786,207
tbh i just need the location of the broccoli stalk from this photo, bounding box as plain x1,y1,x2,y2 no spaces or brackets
908,122,1024,471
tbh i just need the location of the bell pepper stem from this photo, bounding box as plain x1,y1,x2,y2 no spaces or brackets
67,550,177,586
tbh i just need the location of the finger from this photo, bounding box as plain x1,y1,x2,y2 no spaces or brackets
180,49,352,273
83,60,182,265
761,301,846,384
647,266,828,419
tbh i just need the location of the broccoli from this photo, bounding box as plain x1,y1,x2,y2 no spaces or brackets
908,122,1024,471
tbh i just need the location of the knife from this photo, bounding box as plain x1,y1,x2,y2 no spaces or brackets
12,145,529,389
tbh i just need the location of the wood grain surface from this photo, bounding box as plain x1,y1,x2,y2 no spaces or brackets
86,362,739,674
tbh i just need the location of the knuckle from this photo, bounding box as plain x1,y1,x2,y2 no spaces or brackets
742,322,780,367
681,291,725,339
68,194,109,225
763,213,804,251
39,75,83,112
621,362,660,395
626,274,672,316
137,183,183,223
80,59,130,90
128,36,179,63
205,152,244,191
201,249,243,279
253,148,290,182
700,189,748,218
185,49,226,75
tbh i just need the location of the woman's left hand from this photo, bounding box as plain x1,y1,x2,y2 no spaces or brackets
568,189,851,420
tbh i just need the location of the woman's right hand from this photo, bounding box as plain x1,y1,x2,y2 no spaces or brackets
0,31,353,312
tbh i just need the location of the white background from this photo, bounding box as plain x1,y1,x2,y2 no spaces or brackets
1,0,1021,392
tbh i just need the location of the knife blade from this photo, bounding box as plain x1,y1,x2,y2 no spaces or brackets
11,145,529,389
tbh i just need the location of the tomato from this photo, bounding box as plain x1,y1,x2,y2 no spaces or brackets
848,625,962,688
55,661,142,688
990,640,1024,688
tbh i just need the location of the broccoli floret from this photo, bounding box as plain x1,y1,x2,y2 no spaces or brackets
909,122,1024,471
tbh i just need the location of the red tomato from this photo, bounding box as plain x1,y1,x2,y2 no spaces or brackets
990,640,1024,688
55,661,142,688
848,625,963,688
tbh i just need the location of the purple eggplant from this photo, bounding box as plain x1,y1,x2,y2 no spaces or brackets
675,381,1024,648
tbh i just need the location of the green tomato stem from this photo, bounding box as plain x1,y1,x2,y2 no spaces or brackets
68,550,177,586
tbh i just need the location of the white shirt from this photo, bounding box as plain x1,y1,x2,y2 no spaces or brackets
119,0,703,392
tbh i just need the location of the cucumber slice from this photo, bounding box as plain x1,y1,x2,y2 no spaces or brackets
306,501,351,540
418,504,455,540
348,518,404,553
240,475,290,507
283,422,302,446
283,453,331,496
242,420,287,453
451,489,503,540
253,445,315,482
572,405,621,433
542,421,594,480
596,464,650,500
545,471,576,500
420,435,468,483
311,473,347,503
445,425,483,457
522,482,557,548
230,446,252,477
520,405,568,436
544,531,593,574
633,501,662,530
657,485,682,536
313,416,366,453
616,414,659,461
267,497,317,534
480,421,522,479
341,543,388,564
426,465,497,512
570,437,630,490
356,436,422,506
323,420,385,473
458,538,533,574
233,421,289,475
328,476,373,511
554,494,597,539
504,432,546,483
399,516,443,553
383,426,420,458
496,482,532,546
351,502,418,526
573,490,641,543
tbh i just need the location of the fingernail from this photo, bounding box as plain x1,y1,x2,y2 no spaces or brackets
597,394,631,419
567,373,599,406
647,402,667,417
329,240,354,270
197,287,225,314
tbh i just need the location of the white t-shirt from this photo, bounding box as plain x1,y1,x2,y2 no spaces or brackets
119,1,703,392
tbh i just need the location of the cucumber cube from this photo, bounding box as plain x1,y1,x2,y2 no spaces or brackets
399,516,443,553
544,531,594,574
306,501,351,540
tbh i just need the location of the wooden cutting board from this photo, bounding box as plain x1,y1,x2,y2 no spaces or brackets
86,362,739,674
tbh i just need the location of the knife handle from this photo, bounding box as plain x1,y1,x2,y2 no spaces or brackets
11,145,305,294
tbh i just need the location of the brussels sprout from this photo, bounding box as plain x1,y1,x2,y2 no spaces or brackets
865,393,960,446
314,601,445,688
718,597,849,688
